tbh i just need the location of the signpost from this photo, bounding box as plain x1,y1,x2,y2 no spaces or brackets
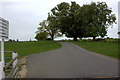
0,17,9,62
0,17,9,79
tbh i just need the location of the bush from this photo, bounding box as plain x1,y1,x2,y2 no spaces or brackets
35,32,48,41
9,39,12,42
46,38,52,40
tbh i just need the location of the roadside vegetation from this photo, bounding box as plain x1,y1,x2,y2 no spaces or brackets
72,39,119,59
4,41,62,59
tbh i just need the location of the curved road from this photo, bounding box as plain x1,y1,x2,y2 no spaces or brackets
25,42,118,78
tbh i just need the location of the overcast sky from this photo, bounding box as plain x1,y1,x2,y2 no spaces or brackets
0,0,119,41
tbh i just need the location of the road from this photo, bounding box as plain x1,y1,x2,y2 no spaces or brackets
25,42,118,78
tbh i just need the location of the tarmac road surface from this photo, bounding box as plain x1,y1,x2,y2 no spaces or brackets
25,42,118,78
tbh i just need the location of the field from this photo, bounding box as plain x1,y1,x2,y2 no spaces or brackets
1,40,61,76
73,41,118,59
1,40,119,60
4,41,62,59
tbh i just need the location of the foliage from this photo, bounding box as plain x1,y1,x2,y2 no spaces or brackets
35,32,48,41
36,19,62,40
51,2,82,41
49,1,116,41
8,39,12,42
35,1,116,41
78,2,116,40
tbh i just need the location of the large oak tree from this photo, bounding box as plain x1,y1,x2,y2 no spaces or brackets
78,2,116,40
50,1,116,41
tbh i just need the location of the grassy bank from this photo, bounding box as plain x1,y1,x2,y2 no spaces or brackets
73,41,118,59
4,41,62,59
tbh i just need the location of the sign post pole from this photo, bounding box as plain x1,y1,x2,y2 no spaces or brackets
1,39,4,66
0,39,5,79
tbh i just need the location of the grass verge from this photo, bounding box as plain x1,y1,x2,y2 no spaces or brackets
73,41,118,59
4,41,62,59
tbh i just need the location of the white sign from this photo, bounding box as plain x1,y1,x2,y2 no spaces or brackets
0,17,9,39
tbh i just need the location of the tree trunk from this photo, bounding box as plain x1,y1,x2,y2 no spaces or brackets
93,36,96,41
73,36,78,41
51,35,54,40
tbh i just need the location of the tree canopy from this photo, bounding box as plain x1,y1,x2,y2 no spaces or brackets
35,1,116,41
78,2,116,40
36,19,62,40
35,32,48,41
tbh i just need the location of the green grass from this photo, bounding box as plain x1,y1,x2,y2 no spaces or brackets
1,40,61,76
0,41,62,77
4,41,62,59
73,41,118,59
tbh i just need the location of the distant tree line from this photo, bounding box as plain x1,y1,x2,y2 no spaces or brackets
8,39,18,42
8,39,32,42
35,1,116,41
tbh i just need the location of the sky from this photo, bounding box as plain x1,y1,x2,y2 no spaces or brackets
0,0,119,41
